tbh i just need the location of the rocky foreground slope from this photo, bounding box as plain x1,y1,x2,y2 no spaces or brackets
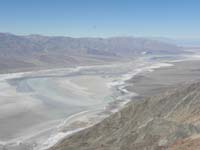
51,81,200,150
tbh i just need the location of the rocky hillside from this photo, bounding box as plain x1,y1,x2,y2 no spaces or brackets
0,33,182,73
51,82,200,150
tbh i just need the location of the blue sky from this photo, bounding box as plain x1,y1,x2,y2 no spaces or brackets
0,0,200,38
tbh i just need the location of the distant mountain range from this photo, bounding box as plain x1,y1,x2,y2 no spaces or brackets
0,33,182,73
151,37,200,47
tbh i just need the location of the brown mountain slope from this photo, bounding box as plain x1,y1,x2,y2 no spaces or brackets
51,82,200,150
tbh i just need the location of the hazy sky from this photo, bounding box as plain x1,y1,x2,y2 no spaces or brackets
0,0,200,38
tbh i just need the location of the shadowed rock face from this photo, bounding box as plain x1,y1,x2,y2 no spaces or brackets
51,82,200,150
0,33,182,73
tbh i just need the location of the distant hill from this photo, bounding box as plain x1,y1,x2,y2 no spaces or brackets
150,37,200,47
0,33,182,73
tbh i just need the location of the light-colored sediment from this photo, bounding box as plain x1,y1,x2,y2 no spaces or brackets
0,59,154,150
50,60,200,150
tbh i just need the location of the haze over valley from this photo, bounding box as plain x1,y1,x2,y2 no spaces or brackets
1,31,200,150
1,0,200,150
